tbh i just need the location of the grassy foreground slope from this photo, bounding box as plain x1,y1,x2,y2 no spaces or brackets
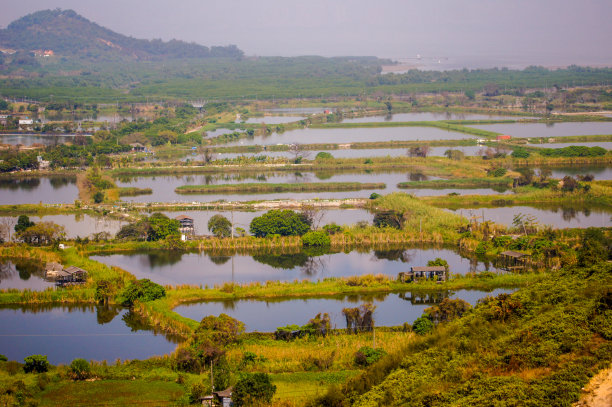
312,262,612,406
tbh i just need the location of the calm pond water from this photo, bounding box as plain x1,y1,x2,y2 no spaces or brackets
451,206,612,229
222,126,472,147
0,258,54,291
0,214,127,239
160,209,374,235
214,145,488,160
469,122,612,138
174,288,511,332
0,305,179,364
115,171,509,203
0,176,78,205
531,165,612,181
91,247,495,287
0,134,85,146
341,112,531,123
204,128,244,138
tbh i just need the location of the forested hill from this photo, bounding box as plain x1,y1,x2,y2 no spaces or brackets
0,9,243,60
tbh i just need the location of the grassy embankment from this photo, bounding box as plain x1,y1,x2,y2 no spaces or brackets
424,182,612,209
116,187,153,196
311,120,503,139
175,182,386,194
397,177,513,189
107,156,490,180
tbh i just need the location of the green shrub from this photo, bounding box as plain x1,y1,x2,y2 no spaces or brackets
302,230,331,247
373,210,404,229
492,167,507,177
511,148,530,158
369,192,381,199
250,210,310,237
412,316,434,335
427,258,449,271
69,359,91,380
315,152,333,160
208,214,232,238
93,191,104,203
233,373,276,407
493,235,512,248
23,355,49,373
0,354,7,362
322,223,343,235
475,241,491,255
118,279,166,306
354,346,387,366
188,382,209,404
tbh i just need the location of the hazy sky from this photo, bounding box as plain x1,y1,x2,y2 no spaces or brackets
2,0,611,66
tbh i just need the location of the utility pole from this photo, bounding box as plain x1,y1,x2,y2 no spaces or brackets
210,360,214,392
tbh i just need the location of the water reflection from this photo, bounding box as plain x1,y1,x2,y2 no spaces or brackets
0,177,41,191
0,258,54,290
174,288,510,332
452,205,612,229
0,176,78,205
0,304,180,364
470,122,612,138
92,246,495,287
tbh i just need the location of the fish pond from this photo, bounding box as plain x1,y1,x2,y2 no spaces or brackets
469,122,612,138
0,304,179,364
0,134,87,147
0,176,78,205
341,112,532,123
214,145,488,160
174,288,511,332
0,214,127,239
222,126,472,146
451,206,612,229
91,247,495,287
115,171,509,203
0,258,54,291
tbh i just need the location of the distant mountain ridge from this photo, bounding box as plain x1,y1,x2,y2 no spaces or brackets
0,9,243,60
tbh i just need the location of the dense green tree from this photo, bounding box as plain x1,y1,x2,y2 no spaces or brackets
578,228,609,266
233,373,276,407
116,213,179,241
69,359,91,380
118,279,166,306
23,355,49,373
373,210,405,229
249,210,310,237
14,215,35,233
412,315,434,335
93,191,104,203
208,214,232,238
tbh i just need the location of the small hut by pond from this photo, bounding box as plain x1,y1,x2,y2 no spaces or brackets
44,263,88,284
213,388,233,407
497,250,530,271
175,215,195,235
398,266,447,283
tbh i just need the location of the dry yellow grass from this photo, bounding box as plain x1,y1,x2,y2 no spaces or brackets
228,330,414,374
